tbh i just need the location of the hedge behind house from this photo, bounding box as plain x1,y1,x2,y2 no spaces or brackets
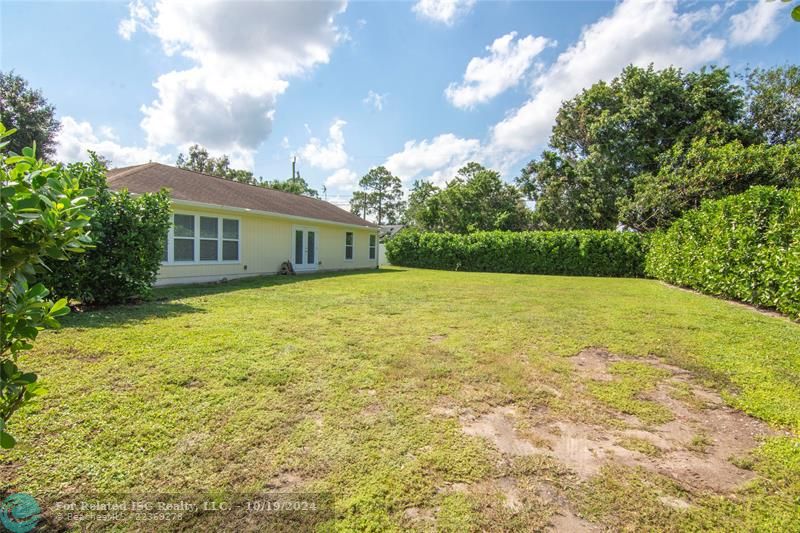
645,186,800,319
385,230,648,277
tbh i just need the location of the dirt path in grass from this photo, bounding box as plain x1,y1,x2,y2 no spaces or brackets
433,348,783,530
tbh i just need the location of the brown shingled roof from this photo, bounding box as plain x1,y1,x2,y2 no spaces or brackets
107,163,376,228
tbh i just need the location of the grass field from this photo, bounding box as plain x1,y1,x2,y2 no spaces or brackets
1,267,799,531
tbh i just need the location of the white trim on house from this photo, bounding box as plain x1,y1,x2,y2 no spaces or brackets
171,198,375,230
369,234,377,261
344,231,354,262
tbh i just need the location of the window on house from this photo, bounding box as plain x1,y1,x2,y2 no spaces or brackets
165,214,240,263
173,214,195,262
369,234,376,260
222,219,239,261
345,232,354,260
199,216,219,261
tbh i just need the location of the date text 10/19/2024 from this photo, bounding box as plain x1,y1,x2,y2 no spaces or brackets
47,494,333,527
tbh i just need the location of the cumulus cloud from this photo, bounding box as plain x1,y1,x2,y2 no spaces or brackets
446,32,553,109
56,116,170,167
488,0,727,157
119,0,346,161
363,90,387,111
729,0,787,46
299,119,349,170
412,0,475,26
325,167,359,192
384,133,480,183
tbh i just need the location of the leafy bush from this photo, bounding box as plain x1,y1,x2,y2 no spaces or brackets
646,186,800,319
1,124,95,448
385,230,648,277
44,158,172,305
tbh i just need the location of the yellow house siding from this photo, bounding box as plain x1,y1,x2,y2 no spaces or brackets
157,201,377,285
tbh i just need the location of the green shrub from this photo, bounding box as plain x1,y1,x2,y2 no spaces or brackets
1,124,95,448
44,158,172,305
385,230,648,277
645,186,800,319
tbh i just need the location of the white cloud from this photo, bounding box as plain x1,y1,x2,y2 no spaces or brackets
384,133,480,183
412,0,475,26
299,119,349,170
56,116,170,167
120,0,346,162
445,32,553,109
363,90,387,111
118,0,151,40
729,0,786,46
488,0,727,157
325,167,359,192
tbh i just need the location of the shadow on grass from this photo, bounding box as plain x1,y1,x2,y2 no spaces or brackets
58,268,405,330
154,267,405,300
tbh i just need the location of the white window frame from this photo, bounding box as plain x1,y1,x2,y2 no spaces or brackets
369,234,377,260
162,211,241,265
344,231,354,261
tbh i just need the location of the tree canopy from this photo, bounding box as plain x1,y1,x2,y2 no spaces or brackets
406,163,529,233
0,71,61,160
176,144,318,197
742,65,800,145
620,138,800,231
263,174,319,198
350,166,405,224
517,63,797,230
176,144,258,185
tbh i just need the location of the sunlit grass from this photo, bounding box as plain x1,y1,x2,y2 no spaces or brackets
1,267,798,530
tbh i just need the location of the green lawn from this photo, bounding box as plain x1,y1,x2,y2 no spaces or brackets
2,267,799,531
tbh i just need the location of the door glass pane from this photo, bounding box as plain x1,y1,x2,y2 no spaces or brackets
200,239,218,261
295,230,304,264
223,241,238,261
307,231,315,264
174,238,194,261
223,219,239,239
200,217,218,238
174,214,194,237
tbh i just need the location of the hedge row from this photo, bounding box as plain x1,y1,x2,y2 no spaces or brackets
646,186,800,319
385,230,648,277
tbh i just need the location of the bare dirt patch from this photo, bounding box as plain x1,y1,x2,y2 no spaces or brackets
461,406,538,456
458,348,780,504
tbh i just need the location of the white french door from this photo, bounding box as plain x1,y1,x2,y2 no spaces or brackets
292,226,318,272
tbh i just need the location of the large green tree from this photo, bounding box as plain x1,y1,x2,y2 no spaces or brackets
404,180,439,226
409,163,530,233
517,65,753,229
742,65,800,145
351,166,405,224
0,72,61,160
176,144,258,185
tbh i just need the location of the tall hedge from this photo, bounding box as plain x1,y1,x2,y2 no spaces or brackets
385,230,648,277
645,186,800,318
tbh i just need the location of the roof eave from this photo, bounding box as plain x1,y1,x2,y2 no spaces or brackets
169,197,377,230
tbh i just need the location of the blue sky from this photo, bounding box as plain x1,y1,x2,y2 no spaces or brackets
1,0,797,207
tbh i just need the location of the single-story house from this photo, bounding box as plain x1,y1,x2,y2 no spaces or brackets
108,163,379,286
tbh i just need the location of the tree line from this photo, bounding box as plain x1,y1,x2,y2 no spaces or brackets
366,64,799,232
